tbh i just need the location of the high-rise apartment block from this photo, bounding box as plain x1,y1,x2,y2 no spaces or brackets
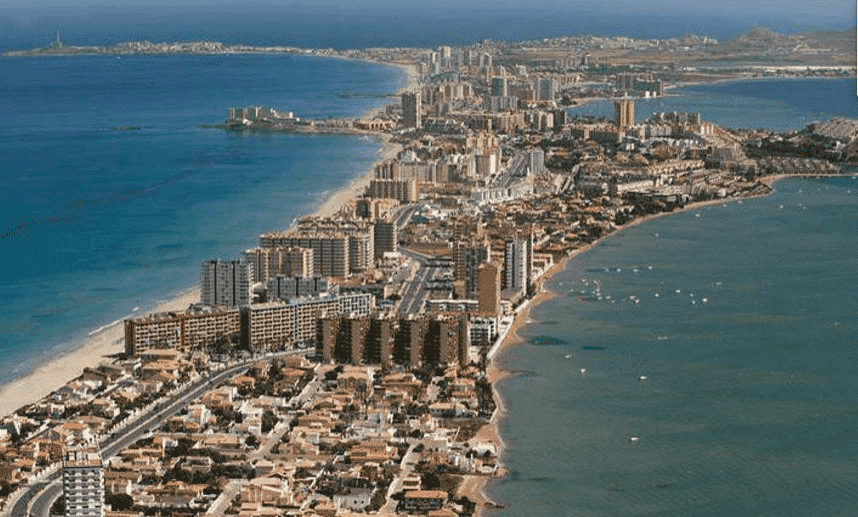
124,305,240,356
614,98,635,129
402,91,422,129
318,313,470,369
526,149,545,176
535,77,558,101
241,292,373,350
492,77,509,97
477,262,501,316
63,448,105,517
503,237,532,299
454,240,492,299
267,275,331,300
244,247,314,283
373,219,398,258
201,259,253,308
261,220,376,277
369,179,418,203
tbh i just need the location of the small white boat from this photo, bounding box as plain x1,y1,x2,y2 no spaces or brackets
638,376,647,381
630,436,640,443
580,368,586,374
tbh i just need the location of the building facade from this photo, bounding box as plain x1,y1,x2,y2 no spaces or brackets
614,98,635,129
402,91,422,129
201,259,253,308
124,306,240,356
62,448,105,517
318,313,470,369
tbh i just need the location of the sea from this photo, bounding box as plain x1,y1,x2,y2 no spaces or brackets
1,39,857,516
486,81,858,516
0,53,408,387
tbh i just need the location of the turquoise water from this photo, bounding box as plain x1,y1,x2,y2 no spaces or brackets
488,77,858,517
0,54,407,387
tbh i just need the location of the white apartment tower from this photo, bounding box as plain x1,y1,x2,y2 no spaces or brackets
503,237,532,297
63,448,105,517
201,258,253,308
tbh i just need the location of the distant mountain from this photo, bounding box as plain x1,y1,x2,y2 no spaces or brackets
723,25,856,53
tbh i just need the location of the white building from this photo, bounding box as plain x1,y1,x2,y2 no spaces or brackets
503,237,531,298
63,448,105,517
201,258,253,308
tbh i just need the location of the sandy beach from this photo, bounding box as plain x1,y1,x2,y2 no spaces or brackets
0,59,419,420
0,288,200,418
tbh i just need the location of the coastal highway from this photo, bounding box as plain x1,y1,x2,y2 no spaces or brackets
13,349,309,517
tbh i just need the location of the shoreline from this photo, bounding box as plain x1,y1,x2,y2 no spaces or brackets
0,287,200,418
466,172,854,516
0,56,418,420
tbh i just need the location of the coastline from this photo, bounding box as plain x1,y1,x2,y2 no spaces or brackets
0,287,199,418
465,172,854,516
0,57,418,420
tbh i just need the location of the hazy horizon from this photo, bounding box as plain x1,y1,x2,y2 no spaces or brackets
0,0,855,51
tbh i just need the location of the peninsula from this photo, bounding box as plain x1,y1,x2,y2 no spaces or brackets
1,26,856,517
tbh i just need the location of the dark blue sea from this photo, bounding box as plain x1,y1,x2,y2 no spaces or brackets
0,53,407,387
488,81,858,516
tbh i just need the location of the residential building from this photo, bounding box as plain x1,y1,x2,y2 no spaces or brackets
318,313,469,368
503,237,532,299
614,98,635,129
477,262,501,316
454,240,492,299
267,276,331,300
200,258,253,308
369,179,418,203
402,91,422,129
62,448,105,517
124,305,240,356
373,219,398,258
244,247,314,283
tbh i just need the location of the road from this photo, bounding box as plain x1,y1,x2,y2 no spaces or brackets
379,443,418,515
15,349,309,517
492,151,528,189
393,203,419,230
398,266,441,317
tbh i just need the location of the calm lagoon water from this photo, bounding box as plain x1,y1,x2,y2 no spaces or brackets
488,79,858,516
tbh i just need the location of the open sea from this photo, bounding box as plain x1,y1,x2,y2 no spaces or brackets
487,79,858,516
0,53,407,387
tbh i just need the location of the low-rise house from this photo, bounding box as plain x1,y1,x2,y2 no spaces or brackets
240,477,292,506
145,480,206,507
333,487,374,511
91,398,120,419
403,490,448,513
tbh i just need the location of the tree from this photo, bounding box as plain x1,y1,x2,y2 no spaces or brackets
106,493,135,512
